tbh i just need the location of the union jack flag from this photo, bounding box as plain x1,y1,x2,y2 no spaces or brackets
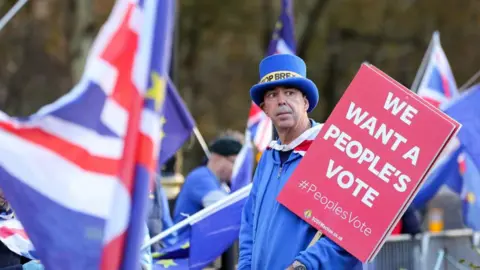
0,0,174,269
247,103,272,152
0,217,36,260
416,31,460,171
412,32,460,206
416,31,458,108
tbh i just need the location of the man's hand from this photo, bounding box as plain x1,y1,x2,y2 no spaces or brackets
285,261,307,270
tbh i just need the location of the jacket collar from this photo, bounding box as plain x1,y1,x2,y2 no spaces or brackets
268,120,323,157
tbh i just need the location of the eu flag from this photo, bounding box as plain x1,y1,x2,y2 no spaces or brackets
150,185,251,269
154,258,189,270
413,146,462,208
158,78,196,165
266,0,296,55
458,151,480,230
444,84,480,169
230,131,254,192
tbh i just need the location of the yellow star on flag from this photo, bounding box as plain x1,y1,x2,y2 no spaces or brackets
159,130,166,140
146,72,166,111
275,21,282,30
159,116,167,140
466,192,475,204
160,116,166,125
152,252,164,259
156,259,177,268
181,241,190,249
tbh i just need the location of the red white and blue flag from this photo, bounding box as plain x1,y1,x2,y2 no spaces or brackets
416,31,458,108
0,0,174,269
412,32,461,207
0,217,36,260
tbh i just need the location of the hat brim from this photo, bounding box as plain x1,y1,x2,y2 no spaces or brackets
250,77,319,112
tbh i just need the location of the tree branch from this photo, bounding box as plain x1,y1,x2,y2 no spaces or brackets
321,29,341,119
297,0,330,58
339,28,424,47
262,0,273,52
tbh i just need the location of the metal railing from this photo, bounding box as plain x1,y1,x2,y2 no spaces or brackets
363,229,480,270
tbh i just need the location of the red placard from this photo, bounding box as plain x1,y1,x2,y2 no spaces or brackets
277,64,461,262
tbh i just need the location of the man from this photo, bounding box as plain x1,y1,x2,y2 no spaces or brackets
173,135,242,235
238,54,362,269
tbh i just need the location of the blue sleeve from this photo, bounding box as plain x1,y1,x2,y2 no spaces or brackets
237,155,264,270
188,171,219,207
295,236,362,270
22,261,44,270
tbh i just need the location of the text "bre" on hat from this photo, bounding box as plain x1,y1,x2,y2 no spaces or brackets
259,71,303,83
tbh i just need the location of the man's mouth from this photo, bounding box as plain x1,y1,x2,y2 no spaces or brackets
277,111,291,116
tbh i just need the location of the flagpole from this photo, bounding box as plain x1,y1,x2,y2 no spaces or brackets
410,32,436,92
193,126,211,158
0,0,28,32
141,183,252,249
458,69,480,92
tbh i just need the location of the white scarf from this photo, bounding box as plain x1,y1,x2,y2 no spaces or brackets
268,123,323,156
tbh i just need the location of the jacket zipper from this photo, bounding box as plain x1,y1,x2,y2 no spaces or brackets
277,165,283,179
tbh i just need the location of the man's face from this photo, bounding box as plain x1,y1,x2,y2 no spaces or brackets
214,154,237,183
261,87,309,130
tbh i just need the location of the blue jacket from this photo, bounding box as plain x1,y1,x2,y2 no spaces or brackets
238,122,362,270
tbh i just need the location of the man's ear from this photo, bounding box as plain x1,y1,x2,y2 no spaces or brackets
260,102,267,115
304,96,309,110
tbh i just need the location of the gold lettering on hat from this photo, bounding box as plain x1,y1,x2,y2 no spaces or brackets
259,71,303,83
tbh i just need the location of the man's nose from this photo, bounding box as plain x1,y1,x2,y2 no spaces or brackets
276,92,287,104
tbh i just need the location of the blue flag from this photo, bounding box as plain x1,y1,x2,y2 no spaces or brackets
188,191,247,269
152,236,190,261
153,258,189,270
230,131,254,192
152,185,251,269
444,84,480,170
458,151,480,230
158,78,196,165
412,145,463,208
266,0,296,55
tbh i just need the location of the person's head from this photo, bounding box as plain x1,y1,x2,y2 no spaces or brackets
207,136,242,183
250,54,319,132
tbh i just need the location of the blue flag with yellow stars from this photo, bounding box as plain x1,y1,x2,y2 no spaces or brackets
458,151,480,230
266,0,296,55
444,84,480,169
153,258,189,270
158,78,196,166
151,185,251,269
152,236,190,261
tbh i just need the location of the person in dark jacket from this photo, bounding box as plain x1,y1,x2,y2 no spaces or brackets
0,192,42,270
401,206,422,235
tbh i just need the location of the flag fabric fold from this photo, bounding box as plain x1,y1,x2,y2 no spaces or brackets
157,78,196,166
0,0,175,269
151,184,252,270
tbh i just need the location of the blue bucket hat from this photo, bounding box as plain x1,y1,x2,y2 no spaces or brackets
250,54,319,112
